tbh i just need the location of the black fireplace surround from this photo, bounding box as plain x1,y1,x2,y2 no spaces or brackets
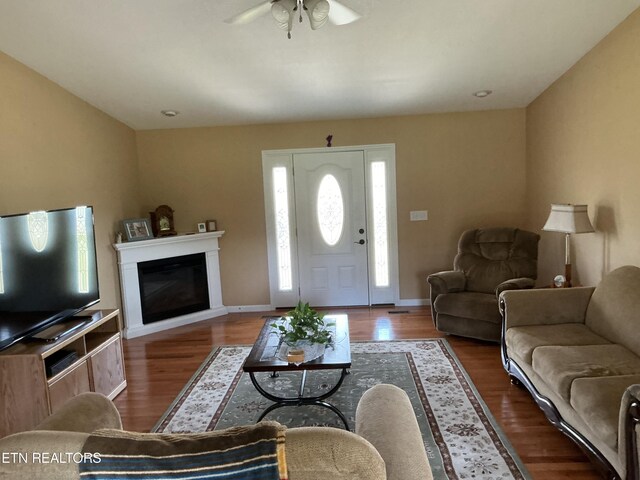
137,253,210,325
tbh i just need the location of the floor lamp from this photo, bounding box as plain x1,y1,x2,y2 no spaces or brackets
542,204,595,287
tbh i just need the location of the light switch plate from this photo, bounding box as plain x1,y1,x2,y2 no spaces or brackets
410,210,428,221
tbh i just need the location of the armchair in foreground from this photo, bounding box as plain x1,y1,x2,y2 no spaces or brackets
427,227,539,342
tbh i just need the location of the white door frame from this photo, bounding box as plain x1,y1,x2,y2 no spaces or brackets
262,144,399,308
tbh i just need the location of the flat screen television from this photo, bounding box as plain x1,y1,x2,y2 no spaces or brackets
0,206,100,351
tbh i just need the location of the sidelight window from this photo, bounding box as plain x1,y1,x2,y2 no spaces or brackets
273,167,293,291
371,161,389,287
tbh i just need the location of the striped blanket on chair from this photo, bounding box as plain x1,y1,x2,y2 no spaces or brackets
79,421,287,480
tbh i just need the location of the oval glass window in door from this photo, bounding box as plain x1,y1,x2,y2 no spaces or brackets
317,174,344,246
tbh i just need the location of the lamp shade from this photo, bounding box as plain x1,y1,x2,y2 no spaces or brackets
542,204,595,234
271,0,296,32
305,0,330,30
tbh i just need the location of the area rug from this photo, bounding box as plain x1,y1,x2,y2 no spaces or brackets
153,339,531,480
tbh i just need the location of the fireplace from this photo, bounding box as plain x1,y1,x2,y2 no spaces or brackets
113,232,227,338
138,253,210,325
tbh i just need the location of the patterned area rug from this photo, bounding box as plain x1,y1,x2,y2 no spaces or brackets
154,339,530,480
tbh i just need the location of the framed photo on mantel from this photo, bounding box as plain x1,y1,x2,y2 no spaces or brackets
206,219,217,232
123,218,153,242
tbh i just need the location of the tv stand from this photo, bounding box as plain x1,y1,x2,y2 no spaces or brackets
30,313,100,343
0,309,126,437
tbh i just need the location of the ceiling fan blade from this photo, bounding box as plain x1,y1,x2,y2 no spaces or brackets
327,0,361,26
224,1,273,25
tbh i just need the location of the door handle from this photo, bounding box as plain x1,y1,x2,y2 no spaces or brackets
354,239,365,245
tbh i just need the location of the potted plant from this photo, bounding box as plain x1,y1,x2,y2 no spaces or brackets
272,301,334,362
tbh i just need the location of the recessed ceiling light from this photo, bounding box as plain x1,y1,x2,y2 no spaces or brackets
161,110,180,117
473,90,493,98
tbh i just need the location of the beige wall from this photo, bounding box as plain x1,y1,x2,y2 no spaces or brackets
526,9,640,287
136,109,527,306
0,51,140,309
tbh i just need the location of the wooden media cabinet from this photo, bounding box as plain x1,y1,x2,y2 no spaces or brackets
0,309,126,437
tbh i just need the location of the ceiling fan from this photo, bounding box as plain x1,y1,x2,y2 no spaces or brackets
224,0,362,39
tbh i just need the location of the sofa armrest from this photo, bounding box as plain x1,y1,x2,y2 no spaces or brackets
0,394,120,479
355,384,432,480
495,277,535,297
0,430,88,479
500,286,595,329
620,384,640,480
34,392,122,433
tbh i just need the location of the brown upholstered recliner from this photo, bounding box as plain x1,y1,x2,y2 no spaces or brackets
427,227,539,342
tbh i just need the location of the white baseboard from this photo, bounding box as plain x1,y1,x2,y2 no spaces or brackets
226,301,429,311
226,304,274,313
123,306,229,339
395,298,431,307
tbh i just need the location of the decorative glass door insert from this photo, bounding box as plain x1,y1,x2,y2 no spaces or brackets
316,174,344,247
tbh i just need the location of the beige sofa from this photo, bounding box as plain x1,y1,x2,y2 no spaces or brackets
500,265,640,480
0,383,432,480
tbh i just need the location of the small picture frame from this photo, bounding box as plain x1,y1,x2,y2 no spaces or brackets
206,219,217,232
197,222,207,233
122,218,154,242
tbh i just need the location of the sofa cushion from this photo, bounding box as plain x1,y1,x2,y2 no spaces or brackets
532,344,640,402
585,265,640,356
286,427,386,480
506,323,610,365
570,375,640,450
434,292,499,324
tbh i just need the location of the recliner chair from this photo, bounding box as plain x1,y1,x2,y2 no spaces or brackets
427,227,539,342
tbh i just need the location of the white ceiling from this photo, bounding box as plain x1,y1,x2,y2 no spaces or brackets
0,1,638,130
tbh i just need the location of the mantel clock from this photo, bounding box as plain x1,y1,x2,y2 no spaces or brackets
150,205,177,237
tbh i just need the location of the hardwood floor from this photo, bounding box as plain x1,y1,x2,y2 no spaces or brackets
113,307,600,479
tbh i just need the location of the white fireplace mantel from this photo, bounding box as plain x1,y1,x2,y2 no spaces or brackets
113,231,227,338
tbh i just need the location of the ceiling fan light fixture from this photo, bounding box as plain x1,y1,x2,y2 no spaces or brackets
304,0,330,30
235,0,359,38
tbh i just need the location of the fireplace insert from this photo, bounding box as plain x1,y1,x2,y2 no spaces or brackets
137,253,210,325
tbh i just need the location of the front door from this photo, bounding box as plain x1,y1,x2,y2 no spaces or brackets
293,151,369,306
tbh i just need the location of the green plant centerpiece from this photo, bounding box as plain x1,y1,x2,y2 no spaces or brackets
273,301,334,346
272,302,334,364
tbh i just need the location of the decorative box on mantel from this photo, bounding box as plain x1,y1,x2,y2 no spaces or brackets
113,232,227,339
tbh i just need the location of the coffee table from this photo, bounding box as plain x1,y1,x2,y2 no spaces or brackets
242,314,351,430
